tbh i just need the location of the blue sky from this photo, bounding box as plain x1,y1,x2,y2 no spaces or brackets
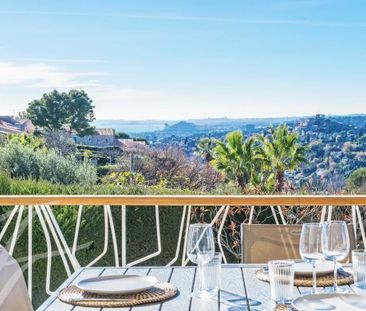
0,0,365,120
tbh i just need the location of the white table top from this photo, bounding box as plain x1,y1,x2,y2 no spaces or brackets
38,264,366,311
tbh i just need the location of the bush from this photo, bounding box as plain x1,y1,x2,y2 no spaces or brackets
0,141,97,186
0,141,40,179
74,160,98,186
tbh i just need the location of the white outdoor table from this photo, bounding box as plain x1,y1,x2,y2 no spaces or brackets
38,264,366,311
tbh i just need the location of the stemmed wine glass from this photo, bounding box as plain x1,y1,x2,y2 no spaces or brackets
322,221,350,292
299,223,324,294
187,223,215,298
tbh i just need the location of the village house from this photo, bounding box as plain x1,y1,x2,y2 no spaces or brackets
73,128,116,147
0,116,35,135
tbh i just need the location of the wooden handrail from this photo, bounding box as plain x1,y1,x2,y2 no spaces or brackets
0,195,365,206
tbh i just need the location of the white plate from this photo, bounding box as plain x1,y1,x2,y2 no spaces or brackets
295,261,341,276
76,275,158,295
292,293,366,311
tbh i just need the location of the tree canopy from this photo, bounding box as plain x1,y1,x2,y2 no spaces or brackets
26,89,95,136
257,124,307,192
211,130,258,189
200,125,308,192
347,167,366,193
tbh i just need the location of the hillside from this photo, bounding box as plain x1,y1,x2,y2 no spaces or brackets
144,114,366,192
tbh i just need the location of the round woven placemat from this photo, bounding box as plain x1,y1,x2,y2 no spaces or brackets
58,282,178,308
255,268,353,287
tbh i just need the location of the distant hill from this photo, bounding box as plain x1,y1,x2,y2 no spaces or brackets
162,121,198,135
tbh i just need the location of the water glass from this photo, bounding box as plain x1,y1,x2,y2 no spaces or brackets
268,260,295,305
186,223,215,298
299,223,324,294
201,252,222,296
353,249,366,289
322,221,350,292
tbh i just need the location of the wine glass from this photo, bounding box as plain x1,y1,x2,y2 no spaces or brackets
322,221,350,292
299,223,324,294
187,223,215,298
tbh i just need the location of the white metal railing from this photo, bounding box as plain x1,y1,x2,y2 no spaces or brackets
0,195,365,302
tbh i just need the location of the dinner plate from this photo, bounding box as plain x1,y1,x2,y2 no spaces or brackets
292,293,366,311
76,275,158,295
294,261,341,276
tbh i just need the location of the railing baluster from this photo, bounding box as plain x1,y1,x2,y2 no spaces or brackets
166,205,187,266
34,206,53,295
9,205,24,256
327,205,333,221
43,205,79,270
277,205,287,225
217,205,230,264
0,205,19,242
352,205,358,245
40,206,72,276
181,205,192,266
355,205,366,248
320,205,327,223
270,205,279,225
121,205,127,266
106,205,119,267
248,205,254,224
72,205,83,256
28,205,32,300
87,206,109,267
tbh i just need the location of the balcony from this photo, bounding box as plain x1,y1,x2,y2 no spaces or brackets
0,195,366,309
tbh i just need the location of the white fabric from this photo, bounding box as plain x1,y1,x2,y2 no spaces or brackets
0,246,33,311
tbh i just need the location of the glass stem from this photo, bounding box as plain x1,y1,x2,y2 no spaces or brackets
312,261,317,294
333,258,337,292
198,260,205,293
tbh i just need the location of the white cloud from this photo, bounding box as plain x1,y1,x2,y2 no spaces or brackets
0,61,161,118
0,62,104,89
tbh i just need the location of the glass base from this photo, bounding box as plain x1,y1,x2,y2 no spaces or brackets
190,290,216,299
323,286,349,293
300,288,326,295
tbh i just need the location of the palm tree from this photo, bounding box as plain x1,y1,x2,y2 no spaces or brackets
212,130,257,189
257,124,307,192
195,138,215,162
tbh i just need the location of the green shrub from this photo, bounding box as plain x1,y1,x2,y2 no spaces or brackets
74,160,98,185
0,141,97,186
0,141,41,179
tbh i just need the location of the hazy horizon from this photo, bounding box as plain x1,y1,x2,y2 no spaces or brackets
92,113,364,134
94,113,364,122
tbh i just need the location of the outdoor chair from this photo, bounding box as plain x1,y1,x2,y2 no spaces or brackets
0,246,33,311
241,223,356,263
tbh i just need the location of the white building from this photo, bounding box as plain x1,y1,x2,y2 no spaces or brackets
73,128,116,147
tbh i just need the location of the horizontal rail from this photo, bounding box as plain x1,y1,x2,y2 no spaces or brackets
0,195,365,206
